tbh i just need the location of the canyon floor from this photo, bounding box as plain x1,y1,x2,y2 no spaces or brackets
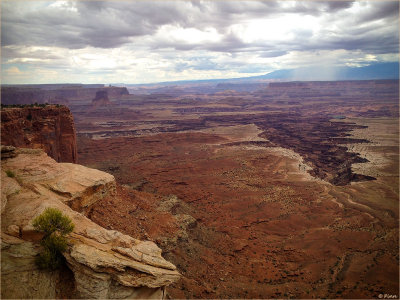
75,80,398,298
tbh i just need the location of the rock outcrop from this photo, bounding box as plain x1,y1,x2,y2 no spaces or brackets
1,147,180,299
92,90,112,107
1,105,77,163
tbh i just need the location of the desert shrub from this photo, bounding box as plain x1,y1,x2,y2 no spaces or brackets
33,208,74,270
5,170,15,178
35,233,69,269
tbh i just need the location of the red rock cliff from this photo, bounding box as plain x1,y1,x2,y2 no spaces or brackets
1,105,77,163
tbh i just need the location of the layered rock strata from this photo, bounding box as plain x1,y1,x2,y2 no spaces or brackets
1,147,179,299
1,106,77,163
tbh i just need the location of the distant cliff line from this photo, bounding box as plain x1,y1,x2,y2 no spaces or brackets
1,85,129,105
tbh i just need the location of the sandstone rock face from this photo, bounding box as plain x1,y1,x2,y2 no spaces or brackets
1,234,59,299
1,106,77,163
1,148,179,299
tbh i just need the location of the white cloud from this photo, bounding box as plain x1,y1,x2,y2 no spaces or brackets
48,1,77,12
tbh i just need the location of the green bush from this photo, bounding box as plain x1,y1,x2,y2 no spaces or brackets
33,208,74,270
5,170,15,178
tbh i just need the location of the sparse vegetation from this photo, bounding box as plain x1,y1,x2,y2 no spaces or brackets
5,170,15,178
33,208,74,270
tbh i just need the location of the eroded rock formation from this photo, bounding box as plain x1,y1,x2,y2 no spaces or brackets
1,147,180,299
92,90,112,107
1,105,77,163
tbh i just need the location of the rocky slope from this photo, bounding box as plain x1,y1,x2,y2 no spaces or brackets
1,146,179,299
1,105,77,163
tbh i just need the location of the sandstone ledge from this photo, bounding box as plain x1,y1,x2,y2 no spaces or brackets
1,147,180,299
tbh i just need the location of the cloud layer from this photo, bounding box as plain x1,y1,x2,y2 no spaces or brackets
1,0,398,84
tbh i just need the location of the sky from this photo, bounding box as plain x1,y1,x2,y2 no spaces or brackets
1,0,399,84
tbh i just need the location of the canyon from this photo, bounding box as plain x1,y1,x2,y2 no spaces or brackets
1,80,398,298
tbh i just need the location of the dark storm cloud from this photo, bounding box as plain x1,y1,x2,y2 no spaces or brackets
325,1,354,11
1,1,186,49
1,2,83,48
325,34,398,55
213,1,278,16
357,1,399,23
1,0,364,50
317,4,399,55
1,0,398,73
206,33,248,53
210,1,354,19
260,50,288,58
145,1,397,56
281,1,354,16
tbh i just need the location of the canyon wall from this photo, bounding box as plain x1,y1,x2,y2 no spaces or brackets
1,105,77,163
264,80,399,100
1,146,180,299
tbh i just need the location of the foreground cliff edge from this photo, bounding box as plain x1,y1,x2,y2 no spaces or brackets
1,146,180,299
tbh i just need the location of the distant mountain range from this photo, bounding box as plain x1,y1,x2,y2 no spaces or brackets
124,62,399,87
257,62,399,81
